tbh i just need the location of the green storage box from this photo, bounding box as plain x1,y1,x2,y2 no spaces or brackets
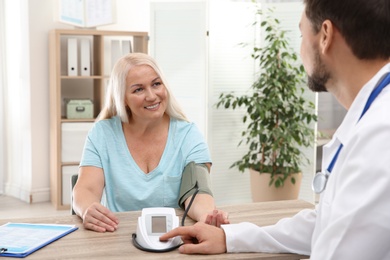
66,99,94,119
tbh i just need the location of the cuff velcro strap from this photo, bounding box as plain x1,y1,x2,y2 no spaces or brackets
178,161,213,209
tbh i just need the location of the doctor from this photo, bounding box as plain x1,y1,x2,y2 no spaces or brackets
160,0,390,258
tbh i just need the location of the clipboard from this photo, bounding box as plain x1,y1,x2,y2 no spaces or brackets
0,223,78,258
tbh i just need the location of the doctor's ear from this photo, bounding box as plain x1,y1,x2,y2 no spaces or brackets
319,20,334,54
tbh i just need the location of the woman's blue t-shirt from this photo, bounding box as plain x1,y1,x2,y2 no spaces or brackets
79,116,211,212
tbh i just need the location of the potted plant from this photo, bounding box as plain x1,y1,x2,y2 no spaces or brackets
216,8,317,201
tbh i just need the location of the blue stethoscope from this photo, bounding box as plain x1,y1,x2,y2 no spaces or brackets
312,72,390,194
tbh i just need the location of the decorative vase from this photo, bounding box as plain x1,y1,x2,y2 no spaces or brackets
249,169,302,202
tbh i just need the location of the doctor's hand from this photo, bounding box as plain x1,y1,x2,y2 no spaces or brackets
201,209,230,227
81,202,119,233
160,222,227,254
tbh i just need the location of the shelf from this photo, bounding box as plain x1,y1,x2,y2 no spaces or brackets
61,162,80,167
61,118,95,123
60,75,105,79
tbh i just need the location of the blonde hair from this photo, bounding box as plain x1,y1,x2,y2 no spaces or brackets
97,52,188,123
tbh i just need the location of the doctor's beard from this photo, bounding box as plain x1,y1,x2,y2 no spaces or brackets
307,50,330,93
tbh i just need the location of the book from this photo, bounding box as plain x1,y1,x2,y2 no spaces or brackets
0,222,78,258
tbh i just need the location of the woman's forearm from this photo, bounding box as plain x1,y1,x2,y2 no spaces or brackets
184,193,216,222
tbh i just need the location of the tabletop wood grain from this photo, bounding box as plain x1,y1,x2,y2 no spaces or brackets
0,200,314,260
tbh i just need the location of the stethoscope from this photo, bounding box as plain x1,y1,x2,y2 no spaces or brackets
312,72,390,194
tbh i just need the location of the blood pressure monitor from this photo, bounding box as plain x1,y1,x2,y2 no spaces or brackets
133,207,182,251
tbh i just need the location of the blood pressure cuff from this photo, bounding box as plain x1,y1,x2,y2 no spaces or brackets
178,161,213,209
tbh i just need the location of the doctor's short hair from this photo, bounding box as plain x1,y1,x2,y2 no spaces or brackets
304,0,390,60
97,52,188,123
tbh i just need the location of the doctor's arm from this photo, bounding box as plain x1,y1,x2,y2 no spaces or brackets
72,166,119,232
161,207,316,255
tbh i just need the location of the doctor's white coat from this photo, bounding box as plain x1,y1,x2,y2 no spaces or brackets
222,63,390,260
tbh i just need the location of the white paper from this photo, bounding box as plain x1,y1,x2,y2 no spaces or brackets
85,0,114,27
59,0,84,27
0,223,77,255
59,0,114,27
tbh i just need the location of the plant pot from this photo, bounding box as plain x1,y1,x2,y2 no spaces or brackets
249,169,302,202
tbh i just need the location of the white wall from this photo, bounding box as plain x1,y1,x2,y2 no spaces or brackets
0,0,5,194
4,0,33,201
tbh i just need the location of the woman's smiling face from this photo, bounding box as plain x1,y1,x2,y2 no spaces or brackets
124,64,168,122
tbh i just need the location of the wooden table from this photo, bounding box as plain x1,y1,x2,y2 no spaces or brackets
0,200,314,259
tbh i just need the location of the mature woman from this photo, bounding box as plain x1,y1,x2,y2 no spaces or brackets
73,53,228,232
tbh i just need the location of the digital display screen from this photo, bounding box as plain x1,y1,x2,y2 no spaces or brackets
151,216,166,233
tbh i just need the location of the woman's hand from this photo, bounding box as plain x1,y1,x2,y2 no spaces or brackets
81,202,119,232
200,209,229,227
